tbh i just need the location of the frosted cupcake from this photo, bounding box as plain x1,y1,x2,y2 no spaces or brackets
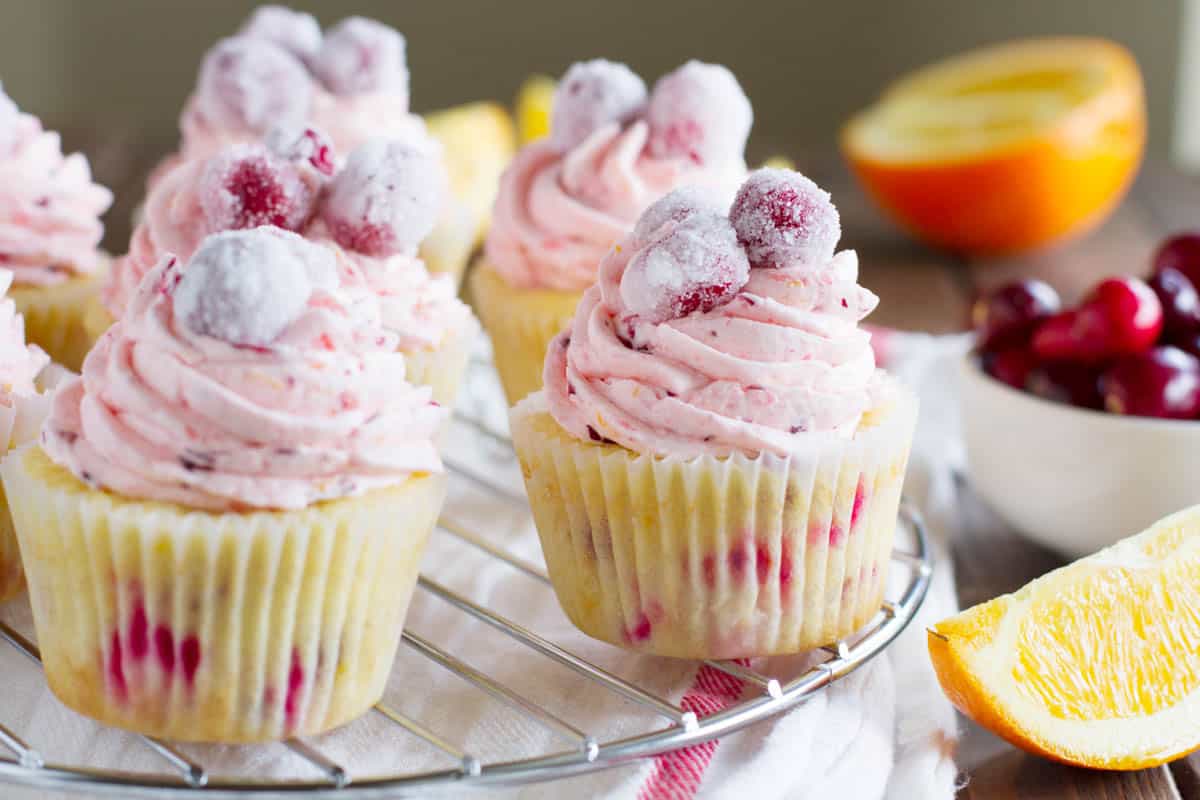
0,270,53,601
151,7,495,284
4,228,446,741
511,170,917,658
97,133,476,407
0,84,113,370
473,59,750,405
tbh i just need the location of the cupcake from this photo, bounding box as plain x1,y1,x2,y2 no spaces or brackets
4,228,447,741
0,83,113,370
151,7,498,284
473,59,751,406
510,170,918,659
96,133,476,407
0,269,53,602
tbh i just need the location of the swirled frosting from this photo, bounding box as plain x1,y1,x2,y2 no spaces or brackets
45,245,444,511
484,122,744,292
0,270,47,397
543,223,884,459
0,98,112,286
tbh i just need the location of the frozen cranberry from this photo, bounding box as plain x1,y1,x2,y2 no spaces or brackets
1026,361,1103,410
971,280,1060,350
1100,346,1200,419
321,139,445,256
312,17,407,98
645,61,752,165
194,37,312,136
1149,266,1200,336
981,347,1039,391
238,5,322,61
1032,277,1162,363
1153,233,1200,291
550,59,647,151
199,145,317,233
730,168,840,269
619,212,750,322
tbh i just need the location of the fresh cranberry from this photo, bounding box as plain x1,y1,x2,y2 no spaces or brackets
1149,266,1200,336
983,347,1040,390
1026,362,1103,409
1032,277,1162,363
1153,234,1200,290
199,146,316,233
730,168,840,269
1100,346,1200,419
971,280,1060,350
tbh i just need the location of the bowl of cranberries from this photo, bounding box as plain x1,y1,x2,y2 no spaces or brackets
962,234,1200,556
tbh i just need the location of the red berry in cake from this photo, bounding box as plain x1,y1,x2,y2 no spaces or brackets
982,346,1040,391
1149,266,1200,336
619,211,750,322
971,280,1060,350
633,186,725,244
195,37,312,136
174,229,337,347
645,60,752,166
238,5,322,61
1026,361,1103,410
1100,346,1200,419
730,168,841,269
321,139,446,257
199,145,318,233
266,125,337,176
1153,233,1200,291
312,17,408,98
1032,277,1162,362
550,59,647,152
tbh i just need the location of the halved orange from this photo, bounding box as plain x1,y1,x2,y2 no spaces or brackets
928,505,1200,770
843,38,1146,256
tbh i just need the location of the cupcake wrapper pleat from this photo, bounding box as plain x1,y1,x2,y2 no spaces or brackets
2,446,445,742
469,262,582,407
511,387,918,658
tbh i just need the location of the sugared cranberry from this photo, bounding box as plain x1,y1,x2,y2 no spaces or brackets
730,168,841,269
1153,233,1200,291
195,37,312,136
266,126,336,176
633,186,725,244
550,59,647,152
645,61,751,166
1100,346,1200,419
1149,266,1200,336
238,5,322,61
1171,331,1200,360
971,280,1060,350
1032,277,1162,363
982,347,1040,391
619,211,750,322
321,139,445,257
0,84,18,153
312,17,407,98
199,145,317,233
1026,362,1103,409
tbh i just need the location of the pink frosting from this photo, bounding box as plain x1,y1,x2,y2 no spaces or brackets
484,122,744,293
0,113,112,286
0,270,47,397
45,254,444,511
543,225,883,459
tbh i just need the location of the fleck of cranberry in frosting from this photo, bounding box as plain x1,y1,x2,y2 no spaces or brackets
645,61,753,166
266,125,336,176
312,17,408,98
550,59,647,152
195,37,313,136
238,5,323,61
199,144,319,233
730,168,841,269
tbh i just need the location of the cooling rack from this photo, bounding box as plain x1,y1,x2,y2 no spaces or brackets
0,409,933,798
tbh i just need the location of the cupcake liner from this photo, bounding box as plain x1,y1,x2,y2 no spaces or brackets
402,320,477,409
0,383,55,602
2,446,445,742
469,262,583,407
11,263,108,372
510,386,918,658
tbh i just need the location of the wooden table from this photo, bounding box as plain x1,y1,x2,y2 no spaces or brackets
77,127,1198,799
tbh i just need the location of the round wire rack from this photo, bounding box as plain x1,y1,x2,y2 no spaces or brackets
0,410,933,798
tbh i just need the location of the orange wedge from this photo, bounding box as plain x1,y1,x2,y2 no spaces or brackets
928,505,1200,770
843,38,1145,256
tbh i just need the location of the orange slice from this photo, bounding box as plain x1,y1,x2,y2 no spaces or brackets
928,505,1200,769
842,38,1145,255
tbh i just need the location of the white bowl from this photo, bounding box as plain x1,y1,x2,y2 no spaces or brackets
959,354,1200,558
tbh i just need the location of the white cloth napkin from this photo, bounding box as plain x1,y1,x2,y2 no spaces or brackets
0,332,968,800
